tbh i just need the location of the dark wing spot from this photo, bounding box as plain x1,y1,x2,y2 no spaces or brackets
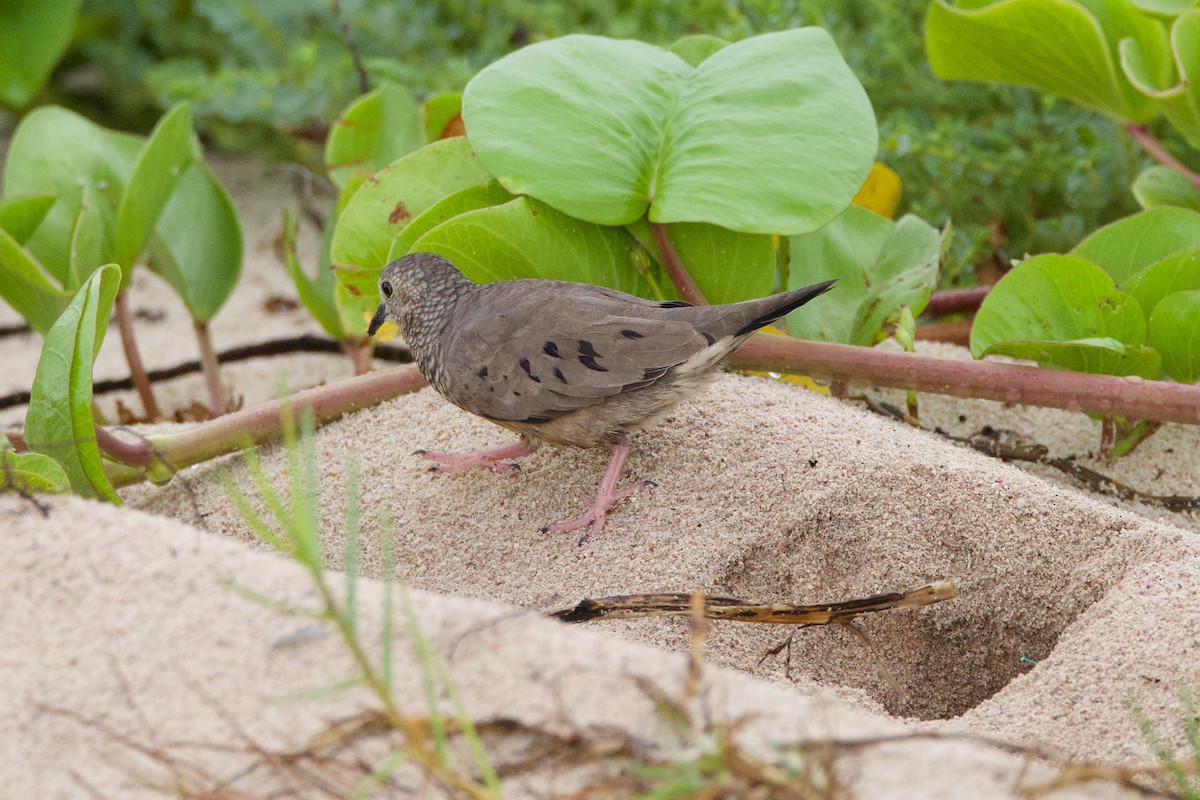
621,329,644,339
702,332,716,346
513,391,521,397
477,366,488,378
519,358,541,382
543,341,561,358
577,340,607,372
554,368,566,382
658,300,692,308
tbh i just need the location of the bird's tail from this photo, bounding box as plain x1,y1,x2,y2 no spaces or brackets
727,279,838,338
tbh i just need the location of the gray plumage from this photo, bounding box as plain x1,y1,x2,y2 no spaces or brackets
370,252,835,449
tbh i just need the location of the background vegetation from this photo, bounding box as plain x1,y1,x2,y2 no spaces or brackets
3,0,1157,286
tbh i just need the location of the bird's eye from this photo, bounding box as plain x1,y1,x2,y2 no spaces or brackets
381,281,393,298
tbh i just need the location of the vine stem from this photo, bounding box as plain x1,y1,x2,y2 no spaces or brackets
729,335,1200,424
112,290,162,420
104,364,429,486
1124,123,1200,192
649,222,708,305
193,319,224,417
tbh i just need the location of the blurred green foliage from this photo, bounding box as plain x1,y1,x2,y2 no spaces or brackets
30,0,1149,285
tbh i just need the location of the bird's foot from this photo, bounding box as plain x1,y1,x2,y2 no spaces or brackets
417,441,534,474
541,479,656,544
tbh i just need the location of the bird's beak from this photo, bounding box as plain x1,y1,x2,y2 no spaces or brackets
367,303,387,337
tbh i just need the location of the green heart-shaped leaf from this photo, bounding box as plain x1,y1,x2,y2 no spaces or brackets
24,264,123,502
463,30,876,234
786,207,943,345
1148,289,1200,381
1072,206,1200,284
971,253,1160,377
410,196,657,297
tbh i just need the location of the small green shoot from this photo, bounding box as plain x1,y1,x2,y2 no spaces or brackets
1132,682,1200,799
221,405,499,798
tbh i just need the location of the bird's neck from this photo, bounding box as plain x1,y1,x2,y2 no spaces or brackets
402,284,470,388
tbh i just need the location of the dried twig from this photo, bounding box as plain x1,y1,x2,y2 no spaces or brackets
551,581,956,625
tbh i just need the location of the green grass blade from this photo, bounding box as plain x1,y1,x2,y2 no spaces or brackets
349,750,411,800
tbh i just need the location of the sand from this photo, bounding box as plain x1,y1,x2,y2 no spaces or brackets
3,143,1200,797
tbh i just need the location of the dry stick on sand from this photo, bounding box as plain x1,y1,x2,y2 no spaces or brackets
551,581,955,625
555,582,955,698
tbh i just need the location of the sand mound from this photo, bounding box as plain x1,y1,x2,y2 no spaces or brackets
121,373,1200,760
0,493,1155,798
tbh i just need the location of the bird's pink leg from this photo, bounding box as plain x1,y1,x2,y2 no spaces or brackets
541,435,654,542
418,440,534,474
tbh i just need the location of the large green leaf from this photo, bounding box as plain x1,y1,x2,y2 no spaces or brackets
0,0,81,108
0,446,70,496
0,227,70,334
668,224,775,304
24,264,122,502
926,0,1166,122
325,83,424,192
0,194,55,244
1123,247,1200,314
2,106,142,283
1071,206,1200,284
1131,164,1200,211
409,196,657,296
330,137,493,300
463,30,876,234
114,103,196,277
971,253,1161,376
146,162,243,323
1148,289,1200,381
384,181,513,267
786,207,943,345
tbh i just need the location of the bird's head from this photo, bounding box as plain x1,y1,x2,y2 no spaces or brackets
369,252,470,338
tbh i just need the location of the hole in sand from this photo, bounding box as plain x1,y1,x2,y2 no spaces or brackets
704,475,1132,721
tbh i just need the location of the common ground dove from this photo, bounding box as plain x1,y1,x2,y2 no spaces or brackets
369,252,835,540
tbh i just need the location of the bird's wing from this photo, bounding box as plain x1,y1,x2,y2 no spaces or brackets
442,284,710,423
